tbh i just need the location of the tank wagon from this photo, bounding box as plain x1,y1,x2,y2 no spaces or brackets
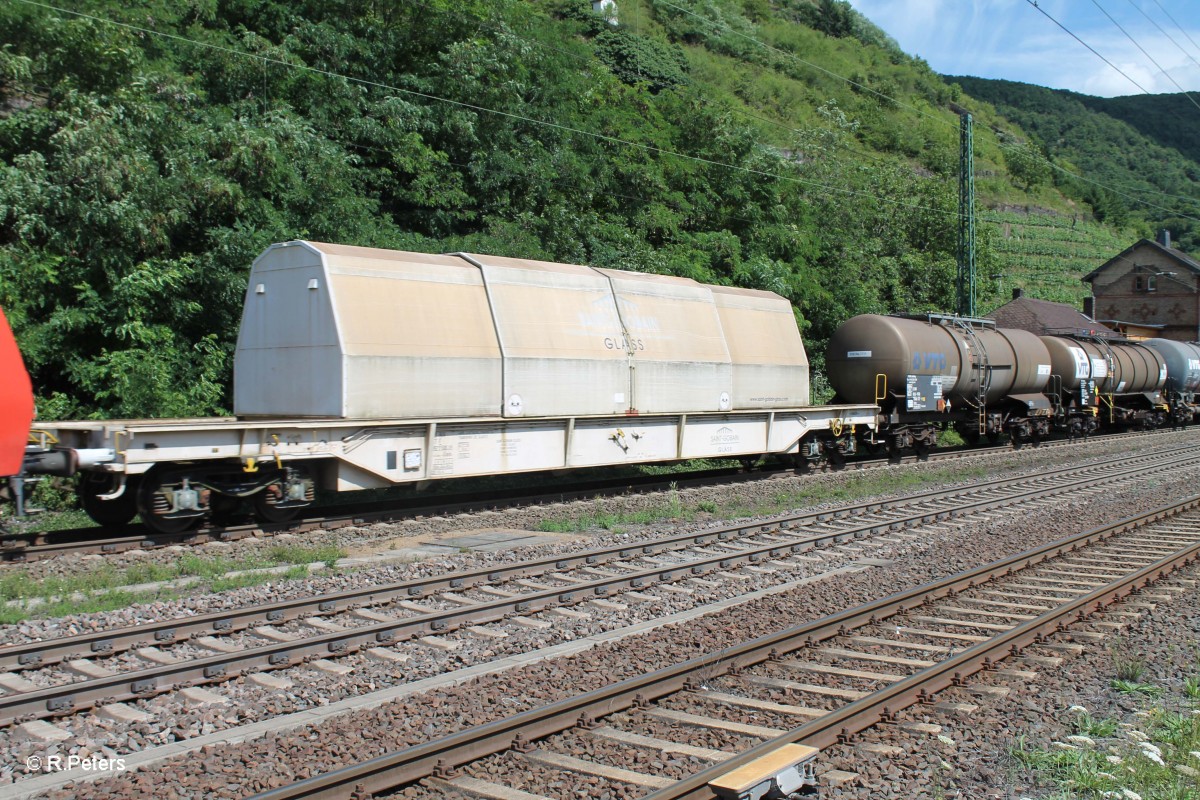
1041,334,1168,431
20,241,875,533
827,314,1055,454
827,314,1173,455
1141,338,1200,425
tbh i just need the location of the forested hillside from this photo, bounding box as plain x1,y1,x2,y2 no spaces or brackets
0,0,1184,417
1079,92,1200,166
951,76,1200,253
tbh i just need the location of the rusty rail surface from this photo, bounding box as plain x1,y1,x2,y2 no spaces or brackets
1,444,1185,678
0,463,776,561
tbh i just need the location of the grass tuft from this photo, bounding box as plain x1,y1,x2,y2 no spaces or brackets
1072,712,1119,738
0,543,345,622
1110,639,1149,682
1111,679,1166,698
534,465,991,534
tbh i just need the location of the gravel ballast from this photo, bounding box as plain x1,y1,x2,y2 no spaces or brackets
2,431,1198,798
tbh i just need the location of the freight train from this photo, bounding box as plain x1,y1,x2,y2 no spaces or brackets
6,242,1200,535
826,313,1200,457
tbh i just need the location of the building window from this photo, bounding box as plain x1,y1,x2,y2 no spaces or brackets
1134,275,1156,292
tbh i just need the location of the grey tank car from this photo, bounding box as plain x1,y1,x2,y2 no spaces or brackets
1141,338,1200,424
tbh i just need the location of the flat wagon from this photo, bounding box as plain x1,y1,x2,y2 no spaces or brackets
28,242,875,532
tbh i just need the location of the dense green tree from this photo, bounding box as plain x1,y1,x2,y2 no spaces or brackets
950,76,1200,239
0,0,1187,420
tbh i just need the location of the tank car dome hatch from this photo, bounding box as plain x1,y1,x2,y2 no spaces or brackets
234,242,809,420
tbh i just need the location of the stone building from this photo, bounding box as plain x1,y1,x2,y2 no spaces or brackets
1083,231,1200,342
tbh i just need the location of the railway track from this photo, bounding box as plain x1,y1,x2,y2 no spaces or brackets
244,495,1200,800
0,463,774,562
0,427,1178,562
1,441,1196,734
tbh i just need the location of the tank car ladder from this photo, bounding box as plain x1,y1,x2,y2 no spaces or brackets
952,318,992,435
1093,336,1118,424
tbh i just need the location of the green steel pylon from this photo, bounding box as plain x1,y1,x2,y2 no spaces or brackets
957,112,976,318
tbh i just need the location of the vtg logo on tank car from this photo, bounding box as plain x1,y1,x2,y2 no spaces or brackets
912,351,947,372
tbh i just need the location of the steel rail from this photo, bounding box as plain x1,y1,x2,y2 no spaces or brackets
3,444,1185,674
0,445,1191,716
0,444,999,560
0,464,781,560
1,450,1195,727
643,519,1200,799
242,496,1200,800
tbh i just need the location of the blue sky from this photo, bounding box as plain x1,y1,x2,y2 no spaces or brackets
845,0,1200,97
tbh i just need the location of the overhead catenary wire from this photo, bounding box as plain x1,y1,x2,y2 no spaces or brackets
578,0,1200,228
1125,0,1200,75
18,0,1191,227
1090,0,1200,114
656,0,1199,221
9,0,1194,286
1149,0,1200,62
505,1,1198,298
1023,0,1153,95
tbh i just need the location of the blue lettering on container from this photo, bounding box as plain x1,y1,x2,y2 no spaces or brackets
912,352,947,372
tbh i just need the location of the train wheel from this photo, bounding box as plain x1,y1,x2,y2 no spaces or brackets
912,441,931,461
136,469,201,535
252,467,313,525
252,485,299,524
78,473,140,528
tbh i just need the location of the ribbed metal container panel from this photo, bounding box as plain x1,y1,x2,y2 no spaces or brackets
235,242,503,418
711,286,809,408
596,268,734,414
458,252,629,418
236,242,812,420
